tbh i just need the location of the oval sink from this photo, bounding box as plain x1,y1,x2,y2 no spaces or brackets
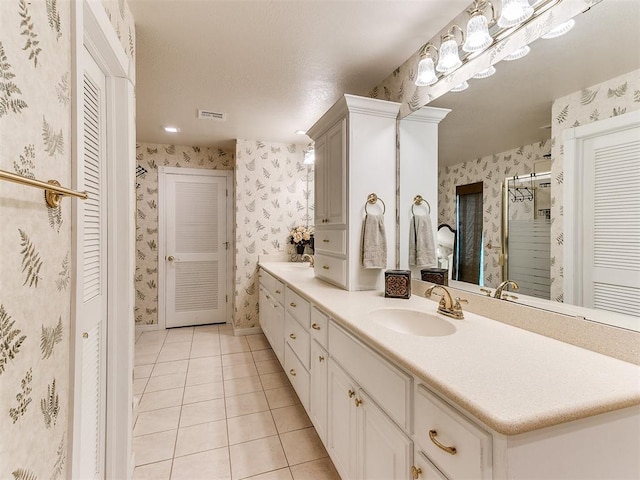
370,308,456,337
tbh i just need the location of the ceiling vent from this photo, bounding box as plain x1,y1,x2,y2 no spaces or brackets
198,109,227,122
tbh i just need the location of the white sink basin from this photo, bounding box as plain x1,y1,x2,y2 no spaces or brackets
370,308,456,337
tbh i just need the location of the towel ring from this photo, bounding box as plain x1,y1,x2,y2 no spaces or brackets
365,193,386,214
412,194,431,215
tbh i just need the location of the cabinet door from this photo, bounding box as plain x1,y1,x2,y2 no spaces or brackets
357,389,413,480
309,340,328,444
314,134,328,224
271,300,285,365
326,119,346,225
327,359,358,480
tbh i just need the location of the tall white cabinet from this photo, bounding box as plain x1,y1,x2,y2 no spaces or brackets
307,94,400,291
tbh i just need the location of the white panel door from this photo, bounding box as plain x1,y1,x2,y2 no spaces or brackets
165,173,228,327
582,126,640,315
75,46,108,479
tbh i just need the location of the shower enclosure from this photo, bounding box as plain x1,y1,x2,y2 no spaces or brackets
502,172,551,299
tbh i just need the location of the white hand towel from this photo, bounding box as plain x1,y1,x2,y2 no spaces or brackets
362,214,387,269
409,215,437,267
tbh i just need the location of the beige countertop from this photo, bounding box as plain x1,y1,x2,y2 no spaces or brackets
259,262,640,436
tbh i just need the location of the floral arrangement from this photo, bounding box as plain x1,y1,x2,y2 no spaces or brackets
289,225,314,248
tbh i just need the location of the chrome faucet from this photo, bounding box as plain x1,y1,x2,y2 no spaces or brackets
424,285,467,319
494,280,519,300
301,254,314,268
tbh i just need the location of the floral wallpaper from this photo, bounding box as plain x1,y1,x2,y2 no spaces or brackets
0,0,134,478
234,140,313,330
438,140,551,288
549,68,640,302
134,143,234,326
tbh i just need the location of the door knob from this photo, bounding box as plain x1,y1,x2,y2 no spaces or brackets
167,255,175,261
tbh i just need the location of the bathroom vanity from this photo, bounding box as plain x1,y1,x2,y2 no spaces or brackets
258,262,640,480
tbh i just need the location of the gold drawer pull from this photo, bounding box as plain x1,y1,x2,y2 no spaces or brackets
289,333,296,340
275,289,281,294
318,355,325,362
311,323,321,330
348,389,355,398
429,430,457,455
411,466,422,479
322,239,330,243
290,302,297,307
354,397,363,407
265,294,270,299
289,369,296,377
322,265,330,270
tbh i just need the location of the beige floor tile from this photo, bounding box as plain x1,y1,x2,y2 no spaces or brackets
189,356,222,372
224,376,263,397
133,429,177,466
289,458,340,480
227,411,277,445
137,330,168,345
134,406,181,436
220,336,251,354
175,419,228,457
138,387,184,412
259,372,288,390
180,398,226,427
134,378,149,395
246,334,271,351
135,352,160,366
187,366,224,386
145,372,186,393
190,341,223,358
245,468,293,480
223,362,259,380
255,359,283,375
136,343,163,356
133,460,172,480
264,386,300,410
165,327,194,343
225,391,269,418
229,436,287,479
157,341,192,362
152,359,189,377
271,404,312,434
171,447,231,480
184,381,225,404
222,352,255,367
280,427,327,466
251,349,277,363
194,324,220,334
134,364,154,379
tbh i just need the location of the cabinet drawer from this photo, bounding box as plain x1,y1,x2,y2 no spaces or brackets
415,385,492,480
329,322,411,431
285,287,310,328
310,307,329,349
284,343,310,411
259,269,284,304
413,449,448,480
314,229,346,255
314,254,347,289
285,312,310,370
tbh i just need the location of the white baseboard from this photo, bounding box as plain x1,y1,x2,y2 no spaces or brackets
135,324,161,334
233,326,263,336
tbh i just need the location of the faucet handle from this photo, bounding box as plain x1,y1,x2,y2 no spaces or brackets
479,288,492,297
453,297,468,310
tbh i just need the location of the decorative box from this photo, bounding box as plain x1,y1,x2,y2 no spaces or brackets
384,270,411,299
421,268,448,286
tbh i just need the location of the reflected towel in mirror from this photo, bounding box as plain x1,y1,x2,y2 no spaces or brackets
362,214,387,269
409,214,437,267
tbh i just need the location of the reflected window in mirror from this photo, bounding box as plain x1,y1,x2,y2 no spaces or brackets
455,182,484,285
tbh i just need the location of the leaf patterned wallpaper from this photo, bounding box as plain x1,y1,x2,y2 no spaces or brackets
234,140,313,330
549,68,640,302
438,140,551,288
134,143,234,326
0,0,134,477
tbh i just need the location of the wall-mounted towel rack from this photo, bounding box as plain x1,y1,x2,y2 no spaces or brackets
411,194,431,215
365,193,385,214
0,169,88,208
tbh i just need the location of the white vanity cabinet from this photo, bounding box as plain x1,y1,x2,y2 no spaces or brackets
307,94,400,291
258,271,285,364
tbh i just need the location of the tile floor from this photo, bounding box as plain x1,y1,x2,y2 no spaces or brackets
133,324,341,480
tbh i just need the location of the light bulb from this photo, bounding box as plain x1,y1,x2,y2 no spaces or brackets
497,0,533,28
541,19,575,39
464,12,493,53
415,57,438,86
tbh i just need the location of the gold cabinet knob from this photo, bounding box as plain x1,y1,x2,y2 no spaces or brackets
354,397,363,407
289,369,296,377
265,294,270,299
167,255,175,261
411,466,423,479
348,389,355,398
429,430,457,455
322,265,329,270
322,239,330,243
82,332,89,339
311,323,321,330
289,333,297,340
275,289,281,294
318,355,325,362
290,302,297,308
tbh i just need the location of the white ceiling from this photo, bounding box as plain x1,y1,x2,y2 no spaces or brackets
128,0,470,150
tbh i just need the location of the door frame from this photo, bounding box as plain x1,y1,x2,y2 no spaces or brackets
70,1,135,478
158,167,234,330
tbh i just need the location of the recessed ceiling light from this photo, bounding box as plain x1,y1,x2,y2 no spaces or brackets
295,130,306,135
163,126,179,133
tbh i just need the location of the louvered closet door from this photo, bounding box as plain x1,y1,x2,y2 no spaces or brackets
76,47,107,479
165,174,228,327
582,125,640,315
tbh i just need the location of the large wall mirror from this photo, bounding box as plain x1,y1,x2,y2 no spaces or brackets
399,0,640,331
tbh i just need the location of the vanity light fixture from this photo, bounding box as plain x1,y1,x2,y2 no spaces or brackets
472,65,497,79
303,144,315,165
450,81,470,92
163,126,179,133
502,44,530,61
541,18,575,39
436,25,465,73
497,0,534,28
415,43,439,86
463,1,496,53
